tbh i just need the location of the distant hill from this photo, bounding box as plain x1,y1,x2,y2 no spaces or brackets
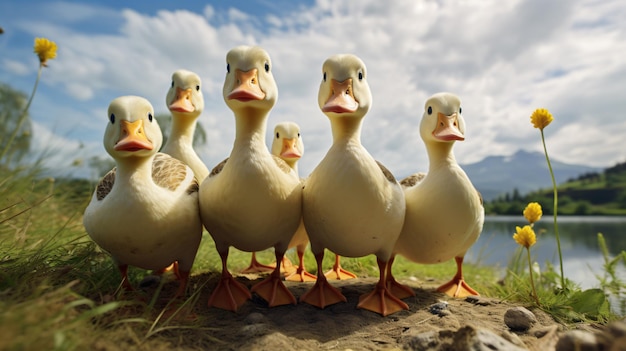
461,149,602,201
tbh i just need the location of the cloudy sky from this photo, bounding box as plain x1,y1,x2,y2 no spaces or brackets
1,0,624,180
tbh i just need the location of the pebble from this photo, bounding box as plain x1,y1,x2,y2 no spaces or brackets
428,301,449,316
555,330,599,351
504,306,537,331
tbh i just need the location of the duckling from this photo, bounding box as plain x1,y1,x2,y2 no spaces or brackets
300,54,408,316
199,46,301,311
83,95,202,298
391,92,483,298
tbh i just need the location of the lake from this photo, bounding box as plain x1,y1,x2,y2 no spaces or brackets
466,215,626,289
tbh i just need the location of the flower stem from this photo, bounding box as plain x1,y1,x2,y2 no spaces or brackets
540,129,565,289
0,63,43,164
526,247,540,306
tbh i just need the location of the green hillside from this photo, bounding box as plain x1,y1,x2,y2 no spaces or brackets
485,161,626,216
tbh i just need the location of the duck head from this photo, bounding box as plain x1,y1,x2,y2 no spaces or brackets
166,69,204,117
318,54,372,119
271,121,303,165
223,46,278,113
104,96,163,159
420,92,465,144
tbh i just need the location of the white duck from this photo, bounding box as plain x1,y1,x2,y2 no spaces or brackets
83,95,202,298
391,92,483,298
162,69,209,182
300,54,408,316
199,46,302,311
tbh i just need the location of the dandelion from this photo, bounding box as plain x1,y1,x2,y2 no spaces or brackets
523,202,542,225
529,107,565,290
513,225,537,249
34,37,57,67
530,108,553,130
0,37,57,163
513,225,540,305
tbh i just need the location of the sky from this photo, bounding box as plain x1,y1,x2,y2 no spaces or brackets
1,0,625,180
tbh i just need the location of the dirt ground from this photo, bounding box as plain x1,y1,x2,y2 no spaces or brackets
101,272,592,351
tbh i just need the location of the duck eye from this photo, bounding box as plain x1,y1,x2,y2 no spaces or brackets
264,62,270,72
171,80,174,88
109,113,115,124
459,107,462,114
148,112,153,122
275,132,280,139
297,132,300,137
226,63,230,73
358,71,363,81
427,106,433,115
196,85,200,91
323,72,326,82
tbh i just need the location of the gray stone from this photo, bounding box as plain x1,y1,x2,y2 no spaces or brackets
244,312,266,324
555,330,599,351
504,307,537,331
401,325,527,351
428,301,449,316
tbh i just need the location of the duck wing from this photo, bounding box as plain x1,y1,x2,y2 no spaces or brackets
152,153,198,194
96,168,116,201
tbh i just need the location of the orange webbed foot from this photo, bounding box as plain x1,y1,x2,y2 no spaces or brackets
324,255,356,280
437,278,479,297
299,277,347,309
357,284,409,316
241,253,275,274
251,274,297,307
207,275,252,311
285,268,317,282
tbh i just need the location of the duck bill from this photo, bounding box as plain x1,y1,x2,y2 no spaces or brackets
169,87,195,113
114,120,153,151
433,112,465,141
227,68,266,102
280,138,302,159
322,78,358,113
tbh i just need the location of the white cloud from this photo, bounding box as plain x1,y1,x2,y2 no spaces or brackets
3,0,626,180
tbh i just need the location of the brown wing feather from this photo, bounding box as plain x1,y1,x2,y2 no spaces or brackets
400,172,426,188
152,153,190,192
96,168,116,201
209,158,228,177
375,160,397,183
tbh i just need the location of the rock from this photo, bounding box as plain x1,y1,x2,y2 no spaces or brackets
465,296,494,306
400,325,527,351
244,312,266,324
428,301,449,316
555,330,599,351
504,307,537,331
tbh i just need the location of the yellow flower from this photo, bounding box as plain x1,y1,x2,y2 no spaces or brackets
33,37,57,66
523,202,543,224
530,108,553,130
513,225,537,249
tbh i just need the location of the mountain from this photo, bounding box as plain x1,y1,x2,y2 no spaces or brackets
461,149,602,201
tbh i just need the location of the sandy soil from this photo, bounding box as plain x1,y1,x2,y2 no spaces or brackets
102,272,587,351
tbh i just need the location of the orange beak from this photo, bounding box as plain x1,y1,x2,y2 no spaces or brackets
280,138,302,159
433,112,464,141
322,78,358,113
114,119,153,151
227,68,266,101
169,87,195,113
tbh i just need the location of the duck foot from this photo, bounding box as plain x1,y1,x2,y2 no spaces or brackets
251,273,297,307
300,276,346,309
285,267,317,282
386,276,415,300
241,252,275,274
357,283,409,316
437,278,479,297
437,256,479,297
324,255,357,280
207,274,251,311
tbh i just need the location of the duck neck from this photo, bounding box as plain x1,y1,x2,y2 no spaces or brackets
426,142,457,172
331,116,363,145
114,155,155,186
233,107,269,150
169,112,198,147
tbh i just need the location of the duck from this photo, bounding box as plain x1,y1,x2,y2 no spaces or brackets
300,54,408,316
241,121,305,276
83,95,202,298
390,92,483,298
162,69,210,182
199,46,302,311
